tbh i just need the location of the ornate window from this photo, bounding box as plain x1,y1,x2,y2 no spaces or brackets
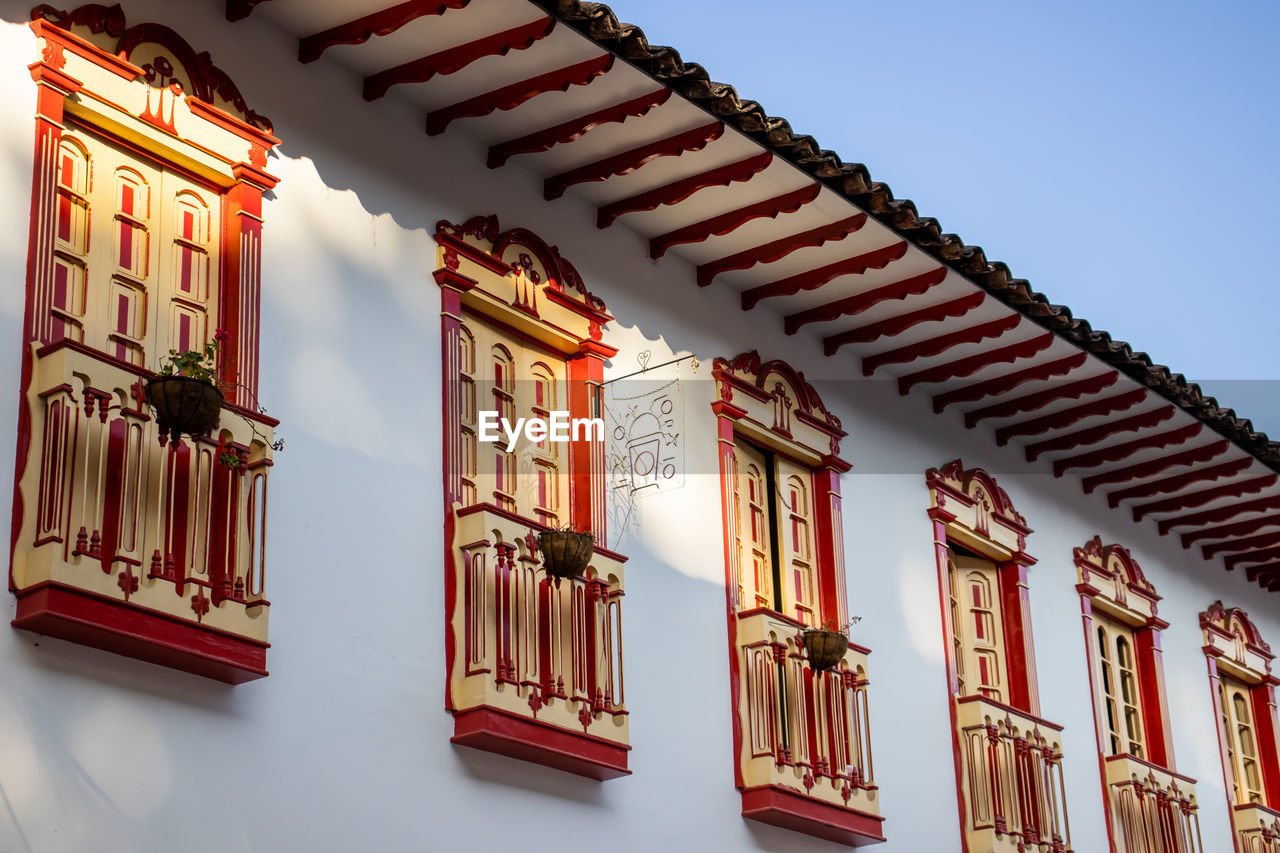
10,7,280,683
712,352,882,846
435,215,628,780
1200,602,1280,851
925,460,1071,853
1074,538,1203,852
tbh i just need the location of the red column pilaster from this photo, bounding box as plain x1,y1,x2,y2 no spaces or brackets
25,58,81,345
1254,679,1280,809
434,266,476,508
1078,593,1121,853
927,509,972,853
1000,560,1041,716
567,340,615,537
813,457,851,626
1203,654,1246,852
1135,622,1176,769
714,399,746,787
223,164,277,409
436,263,476,713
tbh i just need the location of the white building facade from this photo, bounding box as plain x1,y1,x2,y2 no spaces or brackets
0,2,1275,852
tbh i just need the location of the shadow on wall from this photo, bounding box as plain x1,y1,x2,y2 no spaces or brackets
0,20,36,324
450,744,607,807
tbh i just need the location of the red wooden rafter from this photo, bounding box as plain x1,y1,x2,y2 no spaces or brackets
995,388,1148,447
935,353,1090,414
426,53,614,137
741,242,908,311
649,184,819,259
596,152,770,228
965,372,1118,429
821,291,983,355
1251,564,1280,587
545,121,723,200
299,0,472,63
788,268,948,337
1080,440,1230,494
1227,545,1280,572
1028,406,1176,462
488,88,670,168
1182,513,1280,548
227,0,272,22
697,216,867,288
1160,493,1280,535
1106,456,1254,508
1052,423,1201,476
861,314,1020,377
1135,474,1278,523
900,334,1054,396
363,17,555,101
1204,531,1280,559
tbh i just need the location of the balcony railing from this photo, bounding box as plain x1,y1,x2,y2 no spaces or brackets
1104,754,1202,853
1235,802,1280,853
11,339,276,682
957,695,1072,853
448,504,628,779
735,608,883,846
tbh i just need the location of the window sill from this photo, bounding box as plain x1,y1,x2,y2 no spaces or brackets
451,706,630,780
741,785,885,847
13,582,268,683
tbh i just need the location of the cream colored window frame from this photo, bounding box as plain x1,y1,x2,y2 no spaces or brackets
732,438,820,626
950,552,1007,703
55,124,221,368
1221,675,1266,805
1094,614,1145,758
461,312,567,527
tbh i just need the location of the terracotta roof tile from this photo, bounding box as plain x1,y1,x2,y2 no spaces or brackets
533,0,1280,472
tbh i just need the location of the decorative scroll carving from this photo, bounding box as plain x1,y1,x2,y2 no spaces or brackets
713,350,843,439
435,215,608,316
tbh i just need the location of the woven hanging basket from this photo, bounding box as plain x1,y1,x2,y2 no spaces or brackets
803,629,849,673
538,529,595,579
146,376,223,442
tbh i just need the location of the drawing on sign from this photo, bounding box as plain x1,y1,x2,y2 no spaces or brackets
601,351,695,549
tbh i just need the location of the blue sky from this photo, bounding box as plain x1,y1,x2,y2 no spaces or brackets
608,0,1280,433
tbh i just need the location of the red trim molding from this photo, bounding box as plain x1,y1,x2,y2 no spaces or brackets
451,706,630,781
13,582,268,683
740,785,885,847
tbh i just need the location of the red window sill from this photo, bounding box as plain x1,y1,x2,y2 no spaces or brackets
741,785,886,847
12,582,268,684
451,706,630,781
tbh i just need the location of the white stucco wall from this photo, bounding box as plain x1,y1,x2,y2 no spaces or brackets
0,2,1270,852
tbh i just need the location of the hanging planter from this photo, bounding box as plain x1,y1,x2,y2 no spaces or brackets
538,527,595,579
146,334,227,442
146,376,223,441
802,618,861,673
